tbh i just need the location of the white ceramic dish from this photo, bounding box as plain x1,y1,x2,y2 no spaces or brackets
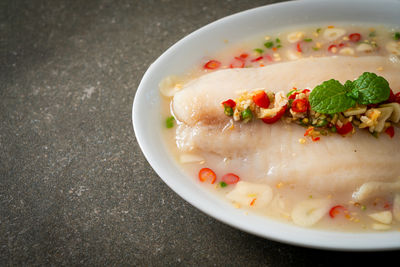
133,0,400,250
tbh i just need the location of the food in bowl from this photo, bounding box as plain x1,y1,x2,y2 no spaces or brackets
160,24,400,231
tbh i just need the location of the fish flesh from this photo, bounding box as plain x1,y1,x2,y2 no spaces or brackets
172,56,400,193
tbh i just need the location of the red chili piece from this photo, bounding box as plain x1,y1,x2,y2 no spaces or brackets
221,99,236,108
311,136,320,142
395,92,400,104
289,89,310,100
336,122,353,135
222,173,240,184
251,56,263,62
296,42,302,53
388,89,396,102
329,205,347,218
198,168,217,184
328,44,337,53
229,57,245,68
252,91,270,109
304,127,314,137
367,103,379,108
385,126,395,138
204,60,221,70
261,105,287,124
239,53,249,59
264,54,273,62
291,99,309,113
349,33,361,42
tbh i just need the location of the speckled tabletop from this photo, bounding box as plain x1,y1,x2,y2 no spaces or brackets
1,0,398,265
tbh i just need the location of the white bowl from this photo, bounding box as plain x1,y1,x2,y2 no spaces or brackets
133,0,400,250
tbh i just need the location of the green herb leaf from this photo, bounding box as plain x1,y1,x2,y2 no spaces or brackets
304,38,313,42
369,31,376,37
309,79,356,114
275,38,281,43
344,80,354,91
351,72,390,104
254,48,264,54
220,181,228,188
264,41,274,49
310,72,391,114
394,32,400,41
344,80,358,100
166,116,175,128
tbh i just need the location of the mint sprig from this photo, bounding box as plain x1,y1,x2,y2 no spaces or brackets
351,72,390,104
310,79,356,114
309,72,390,114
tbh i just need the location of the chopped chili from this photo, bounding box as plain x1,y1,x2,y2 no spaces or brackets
291,99,309,113
385,126,395,138
388,89,396,103
251,56,263,62
264,54,273,62
329,205,347,218
328,44,337,53
222,173,240,184
349,33,361,42
395,92,400,104
198,168,217,184
230,57,245,68
296,42,302,53
336,122,353,135
221,99,236,108
241,107,253,122
219,181,228,188
304,127,314,137
252,91,270,109
288,89,310,100
204,60,221,70
224,106,233,116
166,116,175,128
311,136,320,142
261,105,287,124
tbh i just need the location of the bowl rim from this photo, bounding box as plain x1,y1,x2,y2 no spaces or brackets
133,0,400,251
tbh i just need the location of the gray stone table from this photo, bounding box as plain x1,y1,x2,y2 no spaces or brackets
1,0,398,265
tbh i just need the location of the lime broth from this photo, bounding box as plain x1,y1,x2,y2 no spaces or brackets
160,24,400,232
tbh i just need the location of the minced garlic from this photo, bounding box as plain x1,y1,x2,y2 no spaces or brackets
298,138,306,144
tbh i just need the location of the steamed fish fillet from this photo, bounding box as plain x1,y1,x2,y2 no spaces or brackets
176,121,400,192
172,56,400,192
173,56,400,126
